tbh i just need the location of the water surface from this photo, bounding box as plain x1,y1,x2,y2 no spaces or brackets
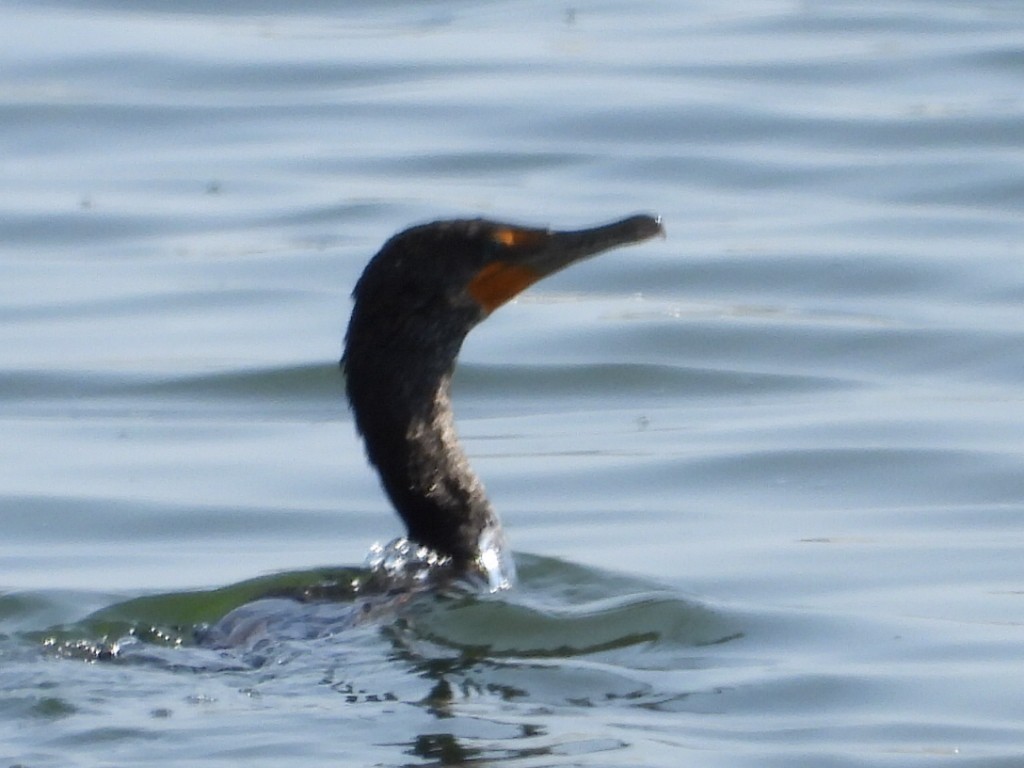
2,0,1024,765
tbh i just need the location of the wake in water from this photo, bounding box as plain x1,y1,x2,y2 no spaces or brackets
32,550,739,672
4,554,752,767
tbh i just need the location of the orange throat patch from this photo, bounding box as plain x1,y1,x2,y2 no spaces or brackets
467,261,541,314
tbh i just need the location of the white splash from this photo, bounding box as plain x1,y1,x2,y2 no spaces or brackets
363,528,516,594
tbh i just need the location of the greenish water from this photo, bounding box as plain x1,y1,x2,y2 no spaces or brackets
3,0,1024,765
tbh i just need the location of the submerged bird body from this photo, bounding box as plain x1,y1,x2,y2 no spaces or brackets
343,215,663,583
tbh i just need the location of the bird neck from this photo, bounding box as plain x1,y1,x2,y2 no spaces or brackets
344,331,500,569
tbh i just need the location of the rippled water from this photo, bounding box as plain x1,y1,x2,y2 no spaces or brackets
3,0,1024,765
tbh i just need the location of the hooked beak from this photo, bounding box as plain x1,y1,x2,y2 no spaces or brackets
468,214,664,313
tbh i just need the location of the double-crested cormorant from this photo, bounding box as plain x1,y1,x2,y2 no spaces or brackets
343,214,664,587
